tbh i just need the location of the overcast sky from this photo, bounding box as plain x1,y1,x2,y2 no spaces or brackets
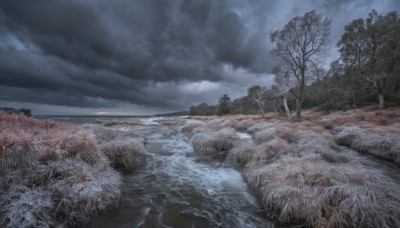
0,0,399,115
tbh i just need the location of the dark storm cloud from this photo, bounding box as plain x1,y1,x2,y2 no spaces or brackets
0,0,398,114
0,0,275,78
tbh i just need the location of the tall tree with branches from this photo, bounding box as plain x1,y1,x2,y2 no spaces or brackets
337,18,368,108
365,10,400,109
338,10,400,109
218,94,231,115
270,10,331,121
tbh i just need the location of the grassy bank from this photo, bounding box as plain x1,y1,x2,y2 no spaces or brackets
0,113,148,227
186,108,400,227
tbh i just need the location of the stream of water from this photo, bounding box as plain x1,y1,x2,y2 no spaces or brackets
88,120,274,228
34,114,400,228
28,113,400,228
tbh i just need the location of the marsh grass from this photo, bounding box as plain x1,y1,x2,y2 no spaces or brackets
82,124,149,171
100,137,148,171
193,112,400,227
180,120,205,136
0,113,123,227
0,118,101,165
155,119,186,125
190,128,237,154
190,114,263,121
182,120,237,155
95,118,142,127
0,186,54,227
232,118,255,131
48,159,121,225
335,125,400,164
253,127,282,144
239,125,400,227
320,108,400,127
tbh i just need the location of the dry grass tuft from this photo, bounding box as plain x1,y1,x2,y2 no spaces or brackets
182,120,239,155
100,137,148,171
231,143,258,165
248,138,292,166
0,113,123,226
207,119,233,130
183,110,400,227
301,110,325,120
246,122,278,135
297,121,326,133
304,173,333,187
190,128,237,154
0,186,54,227
244,156,400,228
180,120,205,137
82,124,149,171
0,113,103,165
253,127,282,144
335,125,400,164
265,112,281,119
232,118,255,131
322,108,400,127
48,159,121,225
278,128,294,142
190,113,400,227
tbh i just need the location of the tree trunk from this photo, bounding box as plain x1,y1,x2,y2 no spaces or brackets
394,79,400,93
283,97,290,119
296,98,303,122
378,93,384,109
296,68,305,122
326,100,330,114
374,78,385,110
350,68,356,108
273,99,278,113
258,103,266,118
352,89,356,108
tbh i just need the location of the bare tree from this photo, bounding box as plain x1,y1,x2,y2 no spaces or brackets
272,66,292,119
247,85,269,118
281,95,291,119
271,10,331,121
252,86,267,118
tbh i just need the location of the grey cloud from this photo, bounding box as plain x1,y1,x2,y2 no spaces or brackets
0,0,398,114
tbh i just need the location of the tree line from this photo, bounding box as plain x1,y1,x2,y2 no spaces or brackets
0,107,32,116
190,9,400,120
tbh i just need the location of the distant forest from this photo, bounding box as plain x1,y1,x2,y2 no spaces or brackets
0,107,31,116
190,10,400,120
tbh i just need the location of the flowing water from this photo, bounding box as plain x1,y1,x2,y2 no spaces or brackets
342,146,400,182
65,115,400,228
88,119,274,228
